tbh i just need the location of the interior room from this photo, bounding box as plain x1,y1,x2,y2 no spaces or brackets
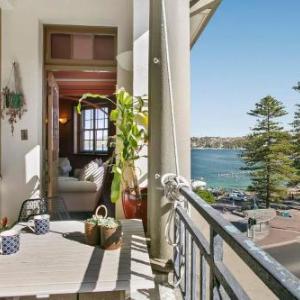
50,70,116,216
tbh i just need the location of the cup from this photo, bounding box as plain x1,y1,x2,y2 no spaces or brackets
0,229,20,255
27,214,50,235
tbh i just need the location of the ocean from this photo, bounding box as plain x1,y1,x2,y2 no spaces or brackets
191,148,251,190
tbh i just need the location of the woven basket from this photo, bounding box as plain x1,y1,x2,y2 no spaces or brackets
100,224,122,250
84,205,108,246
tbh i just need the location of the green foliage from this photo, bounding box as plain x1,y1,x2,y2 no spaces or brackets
242,96,297,207
293,82,300,93
99,217,121,229
77,89,148,203
109,88,148,203
0,217,9,233
195,189,215,204
290,85,300,184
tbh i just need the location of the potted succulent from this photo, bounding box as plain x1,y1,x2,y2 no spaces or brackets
77,89,148,227
84,205,107,246
100,218,122,250
85,216,100,246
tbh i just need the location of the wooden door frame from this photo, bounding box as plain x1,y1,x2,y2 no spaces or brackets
47,72,60,197
41,24,118,197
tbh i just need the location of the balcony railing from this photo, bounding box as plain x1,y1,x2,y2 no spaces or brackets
172,186,300,300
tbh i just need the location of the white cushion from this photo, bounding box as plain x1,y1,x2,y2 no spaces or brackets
79,161,98,181
58,176,78,182
90,165,106,191
58,180,97,193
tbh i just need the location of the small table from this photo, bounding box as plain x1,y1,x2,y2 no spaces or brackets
0,220,154,299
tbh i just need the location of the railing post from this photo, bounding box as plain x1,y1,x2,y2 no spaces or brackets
210,228,223,300
200,254,207,300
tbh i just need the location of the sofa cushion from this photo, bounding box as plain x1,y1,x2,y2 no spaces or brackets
58,176,78,182
58,180,97,193
94,158,103,166
79,161,99,181
90,164,106,191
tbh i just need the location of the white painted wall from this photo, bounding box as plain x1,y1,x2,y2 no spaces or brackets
133,0,149,187
0,0,133,222
114,0,149,219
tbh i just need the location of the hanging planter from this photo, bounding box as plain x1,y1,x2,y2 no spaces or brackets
1,62,27,135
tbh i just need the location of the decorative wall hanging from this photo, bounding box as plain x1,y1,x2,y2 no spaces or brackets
0,62,27,135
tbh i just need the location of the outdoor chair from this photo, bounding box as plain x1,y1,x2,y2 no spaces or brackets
18,196,70,222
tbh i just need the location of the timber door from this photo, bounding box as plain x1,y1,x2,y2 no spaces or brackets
47,72,59,197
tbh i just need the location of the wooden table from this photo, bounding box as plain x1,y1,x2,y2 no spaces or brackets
0,220,154,299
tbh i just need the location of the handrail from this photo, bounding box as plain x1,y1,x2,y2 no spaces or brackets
174,186,300,299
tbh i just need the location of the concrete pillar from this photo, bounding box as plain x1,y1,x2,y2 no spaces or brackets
148,0,191,262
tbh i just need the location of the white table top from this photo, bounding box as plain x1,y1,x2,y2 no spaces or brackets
0,220,154,297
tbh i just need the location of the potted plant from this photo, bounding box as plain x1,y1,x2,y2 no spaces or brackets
100,218,122,250
85,216,100,246
77,89,148,227
0,217,9,233
84,205,108,246
109,89,148,228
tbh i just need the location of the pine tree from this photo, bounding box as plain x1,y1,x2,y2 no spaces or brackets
242,96,296,208
291,84,300,183
293,82,300,93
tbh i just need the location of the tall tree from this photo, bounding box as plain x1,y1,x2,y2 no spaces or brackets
293,82,300,93
242,96,296,207
290,83,300,183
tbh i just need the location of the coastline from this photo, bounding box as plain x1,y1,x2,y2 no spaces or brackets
192,147,245,151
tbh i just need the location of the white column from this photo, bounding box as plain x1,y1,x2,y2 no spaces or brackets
148,0,190,262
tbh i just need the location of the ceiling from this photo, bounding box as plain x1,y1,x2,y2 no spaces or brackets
52,70,117,98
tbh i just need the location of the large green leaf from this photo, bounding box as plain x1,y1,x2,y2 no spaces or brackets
76,102,82,114
111,172,122,203
135,112,148,129
110,109,119,122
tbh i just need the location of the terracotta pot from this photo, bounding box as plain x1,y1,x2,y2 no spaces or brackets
100,225,122,250
85,222,100,246
122,188,147,230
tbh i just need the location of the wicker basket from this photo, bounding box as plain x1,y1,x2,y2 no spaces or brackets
100,222,122,250
84,205,108,246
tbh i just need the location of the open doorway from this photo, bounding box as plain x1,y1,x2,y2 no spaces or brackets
43,25,118,216
46,70,116,215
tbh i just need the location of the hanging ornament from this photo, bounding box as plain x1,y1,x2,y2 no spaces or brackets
0,62,27,135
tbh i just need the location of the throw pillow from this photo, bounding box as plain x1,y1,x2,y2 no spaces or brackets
91,164,106,191
79,161,98,181
58,157,72,176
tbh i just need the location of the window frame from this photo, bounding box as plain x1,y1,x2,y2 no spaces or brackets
77,102,114,155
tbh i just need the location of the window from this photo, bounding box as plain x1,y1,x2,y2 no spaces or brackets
79,107,109,153
45,25,117,67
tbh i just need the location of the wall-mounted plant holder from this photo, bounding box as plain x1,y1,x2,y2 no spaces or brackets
0,62,27,135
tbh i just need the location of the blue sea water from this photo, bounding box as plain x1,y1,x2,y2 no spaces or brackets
191,149,251,190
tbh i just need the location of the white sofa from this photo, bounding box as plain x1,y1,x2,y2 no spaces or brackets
58,158,106,212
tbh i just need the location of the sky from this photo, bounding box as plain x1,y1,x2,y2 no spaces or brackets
191,0,300,137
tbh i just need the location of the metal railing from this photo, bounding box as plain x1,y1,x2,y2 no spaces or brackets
173,186,300,300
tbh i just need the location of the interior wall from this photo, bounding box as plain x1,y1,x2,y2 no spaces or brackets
59,100,74,158
0,0,133,222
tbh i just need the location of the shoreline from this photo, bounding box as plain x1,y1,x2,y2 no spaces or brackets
192,147,245,151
